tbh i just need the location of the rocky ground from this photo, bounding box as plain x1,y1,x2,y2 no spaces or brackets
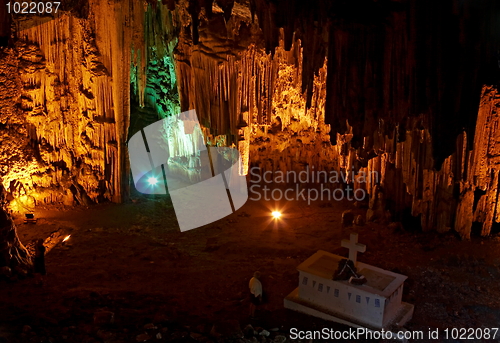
1,194,500,343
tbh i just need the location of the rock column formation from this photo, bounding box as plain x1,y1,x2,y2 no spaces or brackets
168,0,500,239
0,0,151,210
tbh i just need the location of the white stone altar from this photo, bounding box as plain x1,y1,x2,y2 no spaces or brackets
284,234,414,330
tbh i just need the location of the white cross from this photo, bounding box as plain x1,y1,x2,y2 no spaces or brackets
341,233,366,266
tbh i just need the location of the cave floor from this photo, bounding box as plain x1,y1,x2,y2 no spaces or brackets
2,196,500,342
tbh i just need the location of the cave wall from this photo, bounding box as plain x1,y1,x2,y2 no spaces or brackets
168,0,500,239
0,0,149,210
1,0,500,239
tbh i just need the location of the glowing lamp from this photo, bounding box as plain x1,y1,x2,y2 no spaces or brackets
272,211,282,219
148,176,159,186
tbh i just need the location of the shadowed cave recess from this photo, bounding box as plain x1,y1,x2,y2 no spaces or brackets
1,0,500,340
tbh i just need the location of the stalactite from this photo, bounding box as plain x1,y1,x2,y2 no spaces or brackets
173,2,500,239
0,0,147,208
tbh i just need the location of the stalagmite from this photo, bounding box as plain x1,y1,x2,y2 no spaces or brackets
0,187,31,274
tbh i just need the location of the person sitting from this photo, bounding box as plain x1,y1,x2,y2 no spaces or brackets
249,271,262,319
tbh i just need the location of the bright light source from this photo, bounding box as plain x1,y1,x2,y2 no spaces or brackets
148,176,159,186
272,211,282,219
62,235,71,243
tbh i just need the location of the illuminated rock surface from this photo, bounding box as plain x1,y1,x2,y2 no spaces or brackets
0,0,499,259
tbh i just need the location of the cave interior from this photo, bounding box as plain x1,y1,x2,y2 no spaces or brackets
1,0,500,341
